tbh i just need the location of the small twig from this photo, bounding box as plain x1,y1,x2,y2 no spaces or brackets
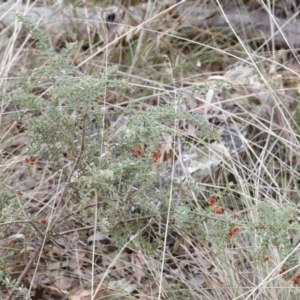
0,220,31,226
49,116,86,231
190,210,244,224
55,225,95,236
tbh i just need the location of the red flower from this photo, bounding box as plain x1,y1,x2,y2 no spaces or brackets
213,207,223,215
152,151,162,162
228,227,240,238
41,219,47,224
293,275,300,285
24,157,37,165
279,268,286,275
30,157,37,165
130,147,142,158
208,198,215,206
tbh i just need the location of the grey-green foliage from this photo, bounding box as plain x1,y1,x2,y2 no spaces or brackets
0,271,29,299
174,204,191,227
7,15,219,239
252,203,300,273
12,48,121,158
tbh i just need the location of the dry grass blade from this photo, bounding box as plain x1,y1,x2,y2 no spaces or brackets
1,0,300,299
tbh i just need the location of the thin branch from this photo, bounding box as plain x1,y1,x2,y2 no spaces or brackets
5,243,43,300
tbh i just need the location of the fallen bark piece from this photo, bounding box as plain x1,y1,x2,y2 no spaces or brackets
1,1,299,48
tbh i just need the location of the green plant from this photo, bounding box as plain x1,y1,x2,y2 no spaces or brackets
2,2,300,300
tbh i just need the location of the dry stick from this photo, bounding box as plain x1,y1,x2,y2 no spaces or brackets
91,228,144,299
56,225,95,236
48,116,86,231
0,220,31,226
54,209,244,236
157,54,179,300
5,243,43,300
